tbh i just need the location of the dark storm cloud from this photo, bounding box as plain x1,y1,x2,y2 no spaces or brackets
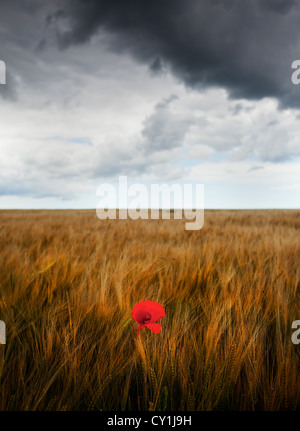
0,0,53,100
260,0,296,14
48,0,300,108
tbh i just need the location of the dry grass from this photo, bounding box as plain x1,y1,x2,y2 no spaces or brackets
0,209,299,411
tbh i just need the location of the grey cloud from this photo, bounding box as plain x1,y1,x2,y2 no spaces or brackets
267,120,278,127
0,71,18,101
47,0,300,108
149,57,165,75
141,95,191,152
260,0,296,14
248,165,264,172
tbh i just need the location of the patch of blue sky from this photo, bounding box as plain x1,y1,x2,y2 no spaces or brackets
176,150,227,169
40,136,93,146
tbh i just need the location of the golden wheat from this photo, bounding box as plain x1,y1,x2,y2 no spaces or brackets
0,209,299,410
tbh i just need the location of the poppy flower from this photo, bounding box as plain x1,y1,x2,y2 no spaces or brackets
132,300,165,337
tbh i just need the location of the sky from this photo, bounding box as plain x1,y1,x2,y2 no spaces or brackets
0,0,300,209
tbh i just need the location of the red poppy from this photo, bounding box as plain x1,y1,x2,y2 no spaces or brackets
132,300,165,337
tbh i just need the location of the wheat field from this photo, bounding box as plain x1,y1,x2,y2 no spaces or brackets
0,209,299,410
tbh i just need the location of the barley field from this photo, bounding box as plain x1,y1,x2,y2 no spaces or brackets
0,209,299,411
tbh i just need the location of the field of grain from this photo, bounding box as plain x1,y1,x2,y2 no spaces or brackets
0,209,299,410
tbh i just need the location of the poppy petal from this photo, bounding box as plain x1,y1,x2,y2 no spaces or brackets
145,323,162,334
132,300,165,324
132,305,150,324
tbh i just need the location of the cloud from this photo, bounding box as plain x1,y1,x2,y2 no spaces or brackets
0,71,18,101
140,94,192,152
48,0,300,108
0,1,300,208
260,0,296,14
